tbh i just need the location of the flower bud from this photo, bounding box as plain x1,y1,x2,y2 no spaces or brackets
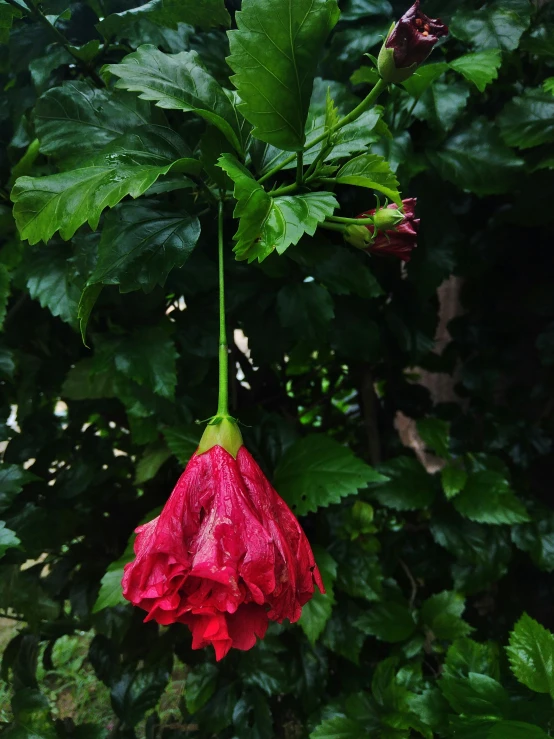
344,224,373,250
377,1,448,84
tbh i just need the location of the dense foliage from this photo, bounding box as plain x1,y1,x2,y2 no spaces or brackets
0,0,553,736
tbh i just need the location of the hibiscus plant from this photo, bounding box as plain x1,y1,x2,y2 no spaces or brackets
0,0,553,737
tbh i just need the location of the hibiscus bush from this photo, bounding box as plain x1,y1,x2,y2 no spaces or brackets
1,0,554,736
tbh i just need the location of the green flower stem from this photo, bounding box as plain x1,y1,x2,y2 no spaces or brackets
257,77,388,186
268,182,299,196
296,151,303,186
217,200,229,418
326,215,376,225
318,221,346,233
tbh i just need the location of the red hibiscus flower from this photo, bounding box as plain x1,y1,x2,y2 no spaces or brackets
122,420,323,661
378,1,448,83
359,198,419,262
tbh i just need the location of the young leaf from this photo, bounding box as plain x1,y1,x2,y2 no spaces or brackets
498,88,554,149
417,418,450,459
449,50,502,92
34,81,154,167
227,0,340,151
104,46,243,154
12,126,200,244
506,613,554,696
452,470,530,525
334,154,401,204
89,202,201,294
274,435,386,516
441,465,468,499
421,591,474,640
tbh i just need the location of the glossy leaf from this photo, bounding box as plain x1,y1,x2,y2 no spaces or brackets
507,613,554,696
299,548,337,644
334,153,401,204
421,591,474,640
452,470,530,525
450,0,531,52
374,456,435,511
104,45,242,153
498,88,554,149
89,201,200,294
12,125,200,244
227,0,340,151
450,50,502,92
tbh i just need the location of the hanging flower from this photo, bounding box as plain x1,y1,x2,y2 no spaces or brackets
345,198,419,262
122,419,323,661
378,1,448,84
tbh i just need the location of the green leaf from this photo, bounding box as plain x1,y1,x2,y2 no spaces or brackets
92,558,130,612
449,50,502,92
334,153,401,204
441,465,468,499
452,470,530,525
402,62,449,98
355,601,416,643
89,202,200,294
413,81,470,133
0,0,21,45
440,673,509,719
227,0,340,151
232,688,273,739
488,722,549,739
12,125,200,245
185,663,218,714
104,45,242,154
35,81,154,167
543,78,554,95
103,326,178,400
97,0,230,38
135,442,171,484
0,521,20,558
259,192,338,260
506,612,554,696
299,548,337,644
61,359,115,400
417,418,450,459
421,591,474,640
25,243,80,325
444,638,500,681
429,119,524,196
512,511,554,572
498,88,554,149
78,284,103,344
277,282,334,346
450,0,531,51
310,716,365,739
0,464,37,512
163,425,202,465
218,154,272,261
111,665,170,727
373,456,435,511
274,435,386,516
2,689,58,739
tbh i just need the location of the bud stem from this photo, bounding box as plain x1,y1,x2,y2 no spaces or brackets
326,215,376,225
217,200,229,418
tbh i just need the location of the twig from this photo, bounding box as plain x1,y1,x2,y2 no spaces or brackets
360,367,381,466
399,558,418,609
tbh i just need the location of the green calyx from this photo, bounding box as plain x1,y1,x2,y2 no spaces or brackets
344,224,373,249
377,26,418,84
373,205,405,231
197,416,243,458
